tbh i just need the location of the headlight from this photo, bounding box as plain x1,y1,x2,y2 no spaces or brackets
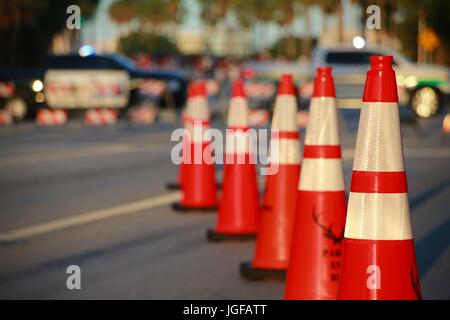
405,76,418,88
32,80,43,92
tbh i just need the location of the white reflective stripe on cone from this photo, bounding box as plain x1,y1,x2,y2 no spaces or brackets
272,95,297,131
227,97,248,128
353,102,404,171
345,192,412,240
305,97,340,146
270,139,301,165
185,122,210,143
225,130,252,154
184,97,210,122
299,158,345,191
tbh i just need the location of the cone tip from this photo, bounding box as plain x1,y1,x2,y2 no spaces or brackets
363,55,398,102
312,66,335,98
370,55,393,66
232,79,246,98
317,66,332,76
188,81,208,98
278,73,296,95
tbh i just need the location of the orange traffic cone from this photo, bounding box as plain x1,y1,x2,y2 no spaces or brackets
338,56,421,300
167,84,198,190
207,79,260,241
172,81,218,212
284,67,346,299
240,74,301,279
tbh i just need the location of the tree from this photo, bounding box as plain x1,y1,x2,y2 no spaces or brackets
0,0,98,67
109,0,184,31
119,31,178,56
197,0,233,26
196,0,340,56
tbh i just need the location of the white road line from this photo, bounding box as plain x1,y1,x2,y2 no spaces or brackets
0,191,181,243
0,144,134,168
0,144,170,168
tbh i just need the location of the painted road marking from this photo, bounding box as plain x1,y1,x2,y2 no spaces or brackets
0,143,171,168
0,191,181,243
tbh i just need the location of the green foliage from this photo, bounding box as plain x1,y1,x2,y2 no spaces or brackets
269,36,303,59
196,0,450,62
109,0,184,26
197,0,233,26
119,32,178,56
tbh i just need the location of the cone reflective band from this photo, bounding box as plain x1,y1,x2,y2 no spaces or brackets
338,56,421,300
285,67,346,299
172,81,217,211
207,79,260,241
167,83,213,190
240,74,301,280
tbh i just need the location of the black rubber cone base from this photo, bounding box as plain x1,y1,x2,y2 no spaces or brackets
166,182,222,190
171,202,217,213
206,229,257,242
166,182,181,190
239,261,286,281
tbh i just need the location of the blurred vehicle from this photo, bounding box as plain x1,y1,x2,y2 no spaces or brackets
240,61,308,113
0,53,188,121
241,45,450,118
313,45,450,118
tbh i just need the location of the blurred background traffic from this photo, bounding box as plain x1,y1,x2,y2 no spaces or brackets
0,0,449,299
0,0,449,123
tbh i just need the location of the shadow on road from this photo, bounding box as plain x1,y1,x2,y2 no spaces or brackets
409,179,450,281
410,179,450,210
416,218,450,278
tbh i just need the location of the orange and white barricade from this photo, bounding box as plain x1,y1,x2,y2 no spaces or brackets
84,109,118,125
0,110,13,125
128,107,157,125
36,109,67,126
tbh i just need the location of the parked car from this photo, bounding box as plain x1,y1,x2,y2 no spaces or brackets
0,53,188,121
240,45,450,118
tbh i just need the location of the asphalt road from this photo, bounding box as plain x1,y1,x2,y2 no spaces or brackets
0,109,449,299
